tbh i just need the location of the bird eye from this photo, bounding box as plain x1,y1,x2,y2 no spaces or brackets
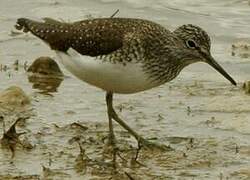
186,39,197,49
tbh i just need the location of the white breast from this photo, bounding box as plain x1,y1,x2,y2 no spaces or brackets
55,48,160,94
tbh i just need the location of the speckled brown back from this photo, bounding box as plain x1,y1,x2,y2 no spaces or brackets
15,18,173,57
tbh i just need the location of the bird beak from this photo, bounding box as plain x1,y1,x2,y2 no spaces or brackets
204,53,237,86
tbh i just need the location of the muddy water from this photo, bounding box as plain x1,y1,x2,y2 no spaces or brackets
0,0,250,179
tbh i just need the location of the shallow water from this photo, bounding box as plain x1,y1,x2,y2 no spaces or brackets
0,0,250,179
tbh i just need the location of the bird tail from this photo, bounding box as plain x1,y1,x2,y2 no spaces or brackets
15,18,70,51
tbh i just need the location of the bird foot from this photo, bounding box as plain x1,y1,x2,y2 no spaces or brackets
138,138,173,151
103,134,119,169
107,133,116,146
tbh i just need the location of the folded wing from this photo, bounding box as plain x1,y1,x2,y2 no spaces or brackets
15,18,124,56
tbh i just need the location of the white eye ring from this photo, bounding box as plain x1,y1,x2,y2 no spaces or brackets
186,39,197,49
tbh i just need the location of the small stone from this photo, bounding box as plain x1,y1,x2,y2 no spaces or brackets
27,56,63,76
0,86,30,107
231,41,250,59
243,81,250,94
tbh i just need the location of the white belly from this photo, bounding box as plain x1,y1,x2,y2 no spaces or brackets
55,48,160,94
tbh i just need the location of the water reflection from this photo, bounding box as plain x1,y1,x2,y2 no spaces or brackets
28,74,63,93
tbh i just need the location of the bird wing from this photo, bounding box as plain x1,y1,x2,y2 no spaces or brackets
15,18,125,56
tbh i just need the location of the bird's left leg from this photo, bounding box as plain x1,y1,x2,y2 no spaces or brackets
106,92,171,151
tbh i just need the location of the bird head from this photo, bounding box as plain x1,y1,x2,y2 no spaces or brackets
173,24,236,86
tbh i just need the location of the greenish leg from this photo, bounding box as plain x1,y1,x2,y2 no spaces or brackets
106,92,171,151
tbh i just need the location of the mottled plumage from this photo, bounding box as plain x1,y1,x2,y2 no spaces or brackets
16,18,202,86
16,18,236,88
15,17,236,152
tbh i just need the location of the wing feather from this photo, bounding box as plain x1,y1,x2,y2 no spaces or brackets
16,18,124,56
